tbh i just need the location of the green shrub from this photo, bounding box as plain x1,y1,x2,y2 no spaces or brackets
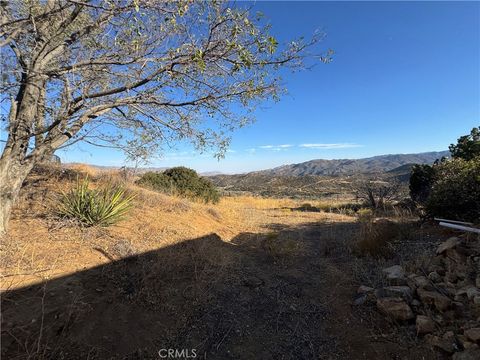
58,177,135,226
136,167,220,204
409,164,435,204
425,157,480,223
449,126,480,161
136,171,174,193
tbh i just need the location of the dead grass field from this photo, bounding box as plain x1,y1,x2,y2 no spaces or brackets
1,164,352,290
0,165,442,359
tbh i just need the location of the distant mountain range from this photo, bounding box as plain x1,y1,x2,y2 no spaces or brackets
208,151,449,198
64,163,224,177
66,150,449,179
256,151,449,177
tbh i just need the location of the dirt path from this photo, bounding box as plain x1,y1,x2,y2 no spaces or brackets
2,221,436,359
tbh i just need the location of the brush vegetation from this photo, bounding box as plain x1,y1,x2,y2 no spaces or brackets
137,167,220,204
426,157,480,222
409,127,480,222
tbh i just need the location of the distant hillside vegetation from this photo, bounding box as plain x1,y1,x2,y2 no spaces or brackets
209,173,353,199
209,151,448,198
258,151,449,176
386,163,418,182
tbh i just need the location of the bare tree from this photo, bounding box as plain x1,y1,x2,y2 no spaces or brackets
0,0,332,233
353,177,401,211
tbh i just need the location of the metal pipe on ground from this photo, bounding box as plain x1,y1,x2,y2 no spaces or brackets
434,218,474,226
438,221,480,234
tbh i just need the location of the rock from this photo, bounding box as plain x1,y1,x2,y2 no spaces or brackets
352,293,368,306
382,265,406,285
374,288,386,299
453,301,468,317
474,296,480,305
445,247,468,264
466,287,480,300
411,299,421,307
452,348,480,360
416,315,436,335
426,333,456,353
457,287,480,301
437,237,461,255
409,274,430,289
457,272,467,281
443,310,458,321
357,285,374,294
433,314,445,324
431,255,445,266
456,281,471,289
453,301,465,309
456,288,469,301
458,335,479,350
242,276,264,288
428,271,442,283
476,276,480,288
444,330,455,337
437,282,457,297
465,328,480,343
458,335,469,346
446,272,458,283
417,288,451,311
376,297,414,321
382,265,404,276
383,286,413,302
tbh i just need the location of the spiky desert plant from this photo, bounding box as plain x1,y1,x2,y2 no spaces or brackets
58,177,135,226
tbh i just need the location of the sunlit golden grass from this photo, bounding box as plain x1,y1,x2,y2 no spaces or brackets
1,166,355,290
64,163,101,177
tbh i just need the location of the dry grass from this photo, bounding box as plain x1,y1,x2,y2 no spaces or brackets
1,165,354,291
355,219,399,258
64,163,101,177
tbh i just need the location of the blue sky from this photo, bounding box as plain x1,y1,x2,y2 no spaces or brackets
58,1,479,173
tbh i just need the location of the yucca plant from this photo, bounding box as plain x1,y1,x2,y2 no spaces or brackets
58,177,135,226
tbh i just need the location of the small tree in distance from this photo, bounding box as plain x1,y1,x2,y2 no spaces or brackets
353,178,401,211
0,0,332,233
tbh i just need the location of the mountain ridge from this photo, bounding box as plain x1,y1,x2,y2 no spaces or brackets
254,150,449,177
64,150,449,177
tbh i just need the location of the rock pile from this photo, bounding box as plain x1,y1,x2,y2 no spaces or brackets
356,236,480,358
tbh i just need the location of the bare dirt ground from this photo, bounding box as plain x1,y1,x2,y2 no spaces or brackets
1,167,447,359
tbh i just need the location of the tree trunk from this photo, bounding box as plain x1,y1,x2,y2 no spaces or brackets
0,71,46,235
0,155,35,235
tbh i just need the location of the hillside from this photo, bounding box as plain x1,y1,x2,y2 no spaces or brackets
209,151,448,198
1,164,450,359
209,173,356,199
259,151,449,176
386,163,417,182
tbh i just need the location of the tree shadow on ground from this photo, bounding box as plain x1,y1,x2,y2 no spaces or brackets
1,220,435,360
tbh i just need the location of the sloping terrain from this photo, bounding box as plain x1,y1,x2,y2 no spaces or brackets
0,165,451,359
209,168,412,200
209,151,447,198
2,223,440,360
259,151,449,176
209,173,357,199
